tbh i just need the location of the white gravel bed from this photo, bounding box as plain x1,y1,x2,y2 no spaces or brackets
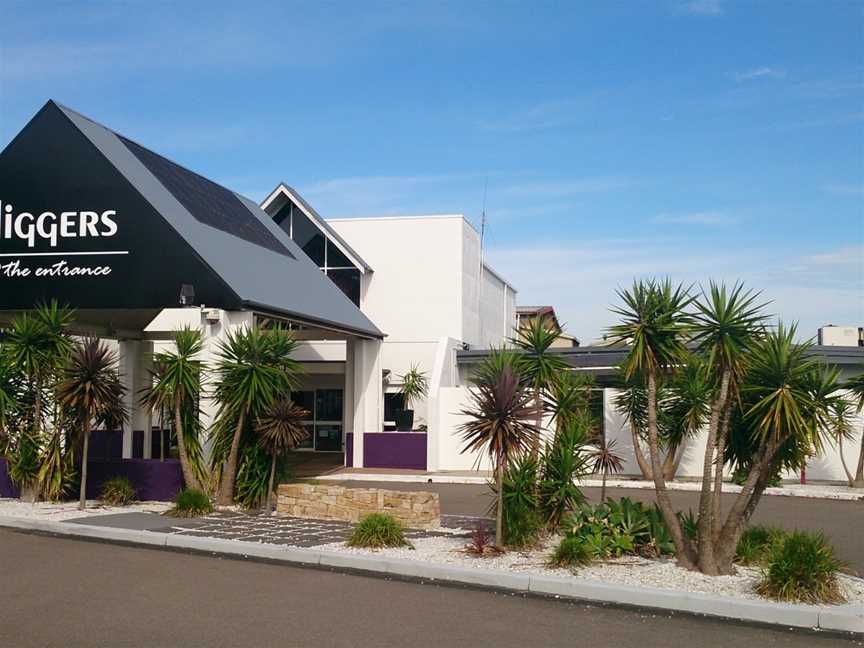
581,479,864,501
0,498,170,521
314,534,864,606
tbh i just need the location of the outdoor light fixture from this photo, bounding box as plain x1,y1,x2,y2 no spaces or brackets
179,283,195,306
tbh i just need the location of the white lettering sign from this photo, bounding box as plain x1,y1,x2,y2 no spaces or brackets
0,200,118,248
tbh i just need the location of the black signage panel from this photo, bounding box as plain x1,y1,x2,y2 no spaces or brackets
0,103,239,312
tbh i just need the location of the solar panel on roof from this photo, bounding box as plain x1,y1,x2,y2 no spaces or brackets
119,135,294,259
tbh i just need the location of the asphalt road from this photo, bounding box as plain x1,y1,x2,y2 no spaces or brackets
1,530,858,648
337,481,864,576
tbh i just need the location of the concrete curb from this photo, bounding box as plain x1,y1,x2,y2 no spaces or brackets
1,516,860,636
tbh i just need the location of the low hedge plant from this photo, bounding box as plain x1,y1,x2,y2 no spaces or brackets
756,530,846,604
166,488,213,518
348,513,412,549
99,477,137,506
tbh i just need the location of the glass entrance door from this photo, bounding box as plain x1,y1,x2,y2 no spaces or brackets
291,389,343,452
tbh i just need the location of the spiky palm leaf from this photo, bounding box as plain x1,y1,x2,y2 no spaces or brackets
458,365,541,546
258,399,309,455
607,279,694,379
55,338,127,509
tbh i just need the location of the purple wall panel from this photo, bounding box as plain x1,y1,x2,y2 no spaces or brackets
0,459,20,498
362,433,427,470
85,459,183,501
345,434,354,467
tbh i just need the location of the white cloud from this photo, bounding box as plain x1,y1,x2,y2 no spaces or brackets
485,240,863,344
652,211,736,226
732,67,786,83
677,0,724,16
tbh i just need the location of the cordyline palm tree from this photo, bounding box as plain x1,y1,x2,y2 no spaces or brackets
607,278,697,569
690,281,768,573
709,323,826,571
546,370,594,435
660,358,712,480
4,302,74,441
54,338,127,509
141,328,204,492
458,364,540,547
846,372,864,487
511,317,568,457
214,326,301,506
257,398,309,513
589,437,624,502
612,370,655,480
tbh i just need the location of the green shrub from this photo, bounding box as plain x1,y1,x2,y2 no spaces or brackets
235,445,294,510
549,535,595,568
538,422,590,527
100,477,136,506
499,456,543,547
735,525,787,566
561,497,676,559
756,531,845,604
166,488,213,518
732,464,783,488
677,509,698,542
347,513,412,549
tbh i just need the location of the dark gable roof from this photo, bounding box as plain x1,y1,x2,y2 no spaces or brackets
52,101,383,339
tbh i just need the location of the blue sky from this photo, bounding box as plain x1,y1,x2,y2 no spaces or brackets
1,1,861,342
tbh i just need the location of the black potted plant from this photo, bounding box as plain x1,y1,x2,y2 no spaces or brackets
395,364,428,431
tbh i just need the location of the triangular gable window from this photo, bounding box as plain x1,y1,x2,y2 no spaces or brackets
273,199,361,306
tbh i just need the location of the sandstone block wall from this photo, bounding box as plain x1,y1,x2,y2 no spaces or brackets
276,483,441,529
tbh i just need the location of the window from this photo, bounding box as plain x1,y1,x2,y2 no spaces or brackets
327,268,361,306
384,393,405,430
291,211,326,266
270,195,364,306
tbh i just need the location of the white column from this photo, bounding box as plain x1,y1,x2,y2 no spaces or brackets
351,338,383,469
343,338,356,466
118,340,153,459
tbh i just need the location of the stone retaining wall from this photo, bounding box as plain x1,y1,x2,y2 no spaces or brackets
276,483,441,529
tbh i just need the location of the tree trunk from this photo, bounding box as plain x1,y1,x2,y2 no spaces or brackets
715,456,774,572
79,421,90,510
600,470,607,503
696,368,731,575
631,426,653,480
264,454,277,514
160,427,165,462
532,387,543,458
670,439,688,478
710,397,733,543
837,434,854,487
174,402,201,492
646,370,696,569
218,410,247,506
495,457,504,548
661,444,679,481
715,439,780,571
853,427,864,488
33,379,42,438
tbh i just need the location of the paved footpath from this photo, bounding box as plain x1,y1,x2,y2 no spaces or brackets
1,529,859,648
335,480,864,576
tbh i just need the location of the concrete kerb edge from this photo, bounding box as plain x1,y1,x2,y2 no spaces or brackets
0,516,860,636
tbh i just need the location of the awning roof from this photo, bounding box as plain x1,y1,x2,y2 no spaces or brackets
0,101,383,339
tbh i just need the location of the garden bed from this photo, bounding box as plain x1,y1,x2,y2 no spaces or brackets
313,534,864,606
0,498,170,521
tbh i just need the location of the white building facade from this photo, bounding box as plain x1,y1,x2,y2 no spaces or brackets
261,184,516,470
